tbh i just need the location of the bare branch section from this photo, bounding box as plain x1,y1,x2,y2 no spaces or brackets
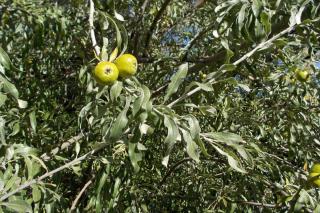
70,178,94,211
89,0,100,56
167,24,296,107
144,0,172,50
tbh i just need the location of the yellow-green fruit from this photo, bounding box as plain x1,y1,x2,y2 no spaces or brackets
295,69,309,82
309,163,320,187
309,173,320,187
200,73,207,81
311,163,320,173
114,54,138,78
93,61,119,85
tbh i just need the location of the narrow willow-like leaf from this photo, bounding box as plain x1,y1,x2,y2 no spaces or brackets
186,115,209,157
162,115,180,167
110,81,123,102
109,97,131,139
0,46,12,70
0,75,19,99
1,200,32,213
128,142,142,173
164,63,188,102
29,111,37,133
211,144,247,173
181,129,200,163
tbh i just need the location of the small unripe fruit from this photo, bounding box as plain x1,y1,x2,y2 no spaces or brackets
93,61,119,85
295,69,309,82
114,54,138,78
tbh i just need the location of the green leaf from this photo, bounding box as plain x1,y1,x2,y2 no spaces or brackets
219,64,236,72
101,12,127,54
32,186,41,203
0,46,12,70
0,93,7,107
29,111,37,133
181,129,200,163
206,132,245,144
132,88,145,116
0,75,19,99
1,200,32,213
141,85,151,111
211,144,247,173
164,63,188,102
162,115,180,167
25,156,33,180
110,81,123,102
79,102,92,118
128,142,142,173
260,11,271,35
0,117,5,145
238,4,248,31
186,115,209,157
199,106,216,116
109,97,130,139
195,82,213,92
112,177,121,197
252,0,262,17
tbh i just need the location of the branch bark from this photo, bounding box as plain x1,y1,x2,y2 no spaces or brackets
70,177,94,211
40,134,83,161
144,0,172,50
89,0,100,56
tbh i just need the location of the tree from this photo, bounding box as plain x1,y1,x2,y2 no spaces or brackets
0,0,319,212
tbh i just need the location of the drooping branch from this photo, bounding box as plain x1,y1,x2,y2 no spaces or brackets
0,142,108,201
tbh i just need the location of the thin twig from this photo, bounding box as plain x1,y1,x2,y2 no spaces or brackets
159,157,192,186
0,143,108,201
167,24,296,107
70,178,94,211
89,0,100,56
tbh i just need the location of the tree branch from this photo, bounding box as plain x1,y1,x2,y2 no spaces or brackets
159,157,192,186
40,134,83,161
167,24,296,107
144,0,172,50
89,0,100,56
0,142,108,201
70,177,94,211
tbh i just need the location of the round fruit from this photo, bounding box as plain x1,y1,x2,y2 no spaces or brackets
200,73,207,81
309,173,320,187
93,61,119,85
309,163,320,187
295,69,309,82
114,54,138,78
311,163,320,173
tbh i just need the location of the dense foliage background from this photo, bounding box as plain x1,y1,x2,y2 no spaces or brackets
0,0,320,212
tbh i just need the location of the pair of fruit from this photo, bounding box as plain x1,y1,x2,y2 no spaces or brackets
309,163,320,187
93,54,137,85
